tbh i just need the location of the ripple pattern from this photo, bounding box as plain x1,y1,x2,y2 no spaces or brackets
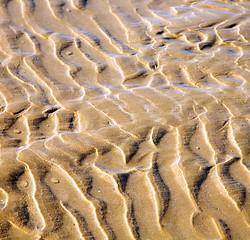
0,0,249,239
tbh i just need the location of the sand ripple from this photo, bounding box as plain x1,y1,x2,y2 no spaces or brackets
0,0,249,239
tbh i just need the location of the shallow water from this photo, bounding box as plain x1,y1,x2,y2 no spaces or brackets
0,0,249,239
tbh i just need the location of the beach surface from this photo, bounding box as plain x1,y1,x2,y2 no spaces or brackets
0,0,249,239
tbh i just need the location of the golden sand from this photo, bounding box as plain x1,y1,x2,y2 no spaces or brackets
0,0,249,239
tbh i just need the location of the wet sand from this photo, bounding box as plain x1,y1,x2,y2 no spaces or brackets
0,0,249,239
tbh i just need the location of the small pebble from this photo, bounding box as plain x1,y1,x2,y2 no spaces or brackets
196,146,200,150
66,8,71,12
51,178,60,184
21,181,29,187
97,190,101,193
14,129,21,134
66,51,73,56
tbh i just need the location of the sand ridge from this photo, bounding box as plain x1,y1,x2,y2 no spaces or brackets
0,0,249,239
